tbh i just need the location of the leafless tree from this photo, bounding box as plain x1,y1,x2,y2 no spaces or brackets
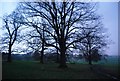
18,15,48,63
1,10,23,62
75,20,107,65
17,1,101,68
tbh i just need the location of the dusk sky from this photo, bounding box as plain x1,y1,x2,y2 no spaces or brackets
0,1,118,56
97,2,118,56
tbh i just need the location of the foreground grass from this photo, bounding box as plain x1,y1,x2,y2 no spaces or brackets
98,62,119,78
2,61,111,79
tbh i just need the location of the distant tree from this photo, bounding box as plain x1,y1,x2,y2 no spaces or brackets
1,10,23,62
84,48,102,63
75,20,108,65
91,48,102,62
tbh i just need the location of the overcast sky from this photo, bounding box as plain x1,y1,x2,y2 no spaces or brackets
97,2,118,56
0,1,118,56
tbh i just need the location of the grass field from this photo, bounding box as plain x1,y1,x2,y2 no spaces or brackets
2,61,111,79
2,56,119,79
96,56,119,78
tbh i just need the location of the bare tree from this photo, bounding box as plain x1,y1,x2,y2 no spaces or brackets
19,16,48,63
1,10,23,62
75,20,107,65
17,1,101,68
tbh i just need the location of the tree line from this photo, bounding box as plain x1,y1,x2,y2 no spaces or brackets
0,1,108,68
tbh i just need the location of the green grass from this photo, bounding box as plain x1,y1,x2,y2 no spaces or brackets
91,56,119,78
3,55,119,79
2,61,109,79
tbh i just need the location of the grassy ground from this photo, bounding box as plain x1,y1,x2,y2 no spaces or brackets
2,61,110,79
97,56,119,77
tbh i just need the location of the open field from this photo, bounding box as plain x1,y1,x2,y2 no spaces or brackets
2,62,118,79
2,61,109,79
96,56,119,78
2,56,119,79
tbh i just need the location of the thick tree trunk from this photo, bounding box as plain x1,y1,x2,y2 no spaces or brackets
7,45,12,62
58,41,67,68
59,50,67,68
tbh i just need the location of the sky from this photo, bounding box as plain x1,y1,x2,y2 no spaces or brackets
97,2,118,56
0,1,118,56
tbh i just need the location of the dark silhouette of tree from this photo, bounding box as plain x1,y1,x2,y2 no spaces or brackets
75,20,107,65
90,48,102,62
17,1,101,68
1,10,23,62
19,17,48,63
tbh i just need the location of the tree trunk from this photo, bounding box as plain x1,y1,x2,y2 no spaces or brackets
7,45,12,62
40,25,45,64
40,41,44,64
88,59,92,65
59,49,67,68
40,52,44,64
58,40,67,68
88,55,92,65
